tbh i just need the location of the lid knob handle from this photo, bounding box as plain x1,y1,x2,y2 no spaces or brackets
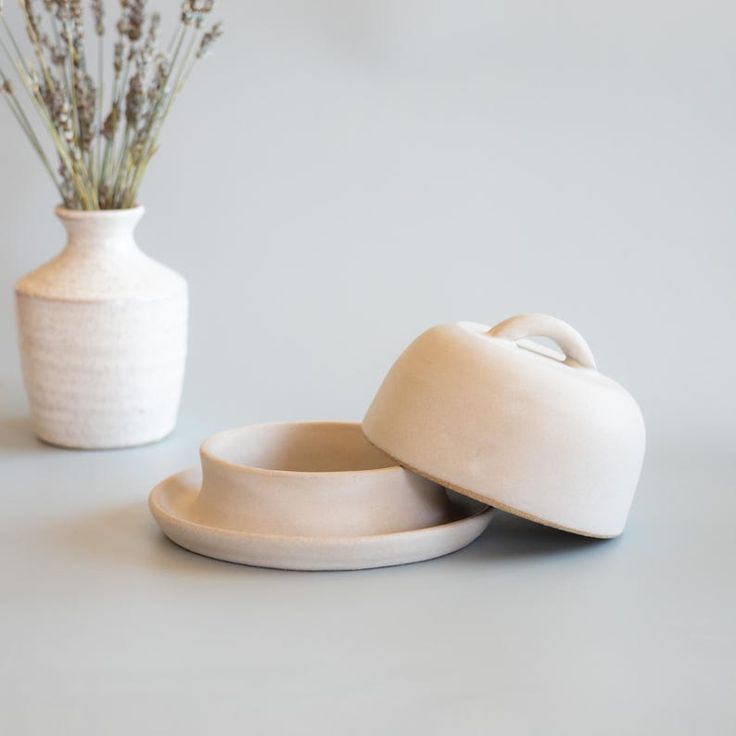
488,314,597,369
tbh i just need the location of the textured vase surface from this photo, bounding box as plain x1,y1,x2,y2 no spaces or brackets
15,206,188,449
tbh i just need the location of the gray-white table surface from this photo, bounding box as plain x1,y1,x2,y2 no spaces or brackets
1,404,734,734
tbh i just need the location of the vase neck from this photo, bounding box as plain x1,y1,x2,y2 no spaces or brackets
55,207,144,251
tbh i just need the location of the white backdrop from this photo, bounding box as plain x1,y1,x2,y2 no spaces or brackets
1,0,734,444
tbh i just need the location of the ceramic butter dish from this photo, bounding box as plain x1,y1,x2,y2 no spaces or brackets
149,421,492,570
362,314,646,538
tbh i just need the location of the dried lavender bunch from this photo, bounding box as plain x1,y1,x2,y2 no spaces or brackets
0,0,223,209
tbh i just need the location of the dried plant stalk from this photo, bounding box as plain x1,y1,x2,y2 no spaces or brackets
0,0,223,210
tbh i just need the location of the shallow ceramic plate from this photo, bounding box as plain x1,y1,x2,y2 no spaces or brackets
149,468,493,571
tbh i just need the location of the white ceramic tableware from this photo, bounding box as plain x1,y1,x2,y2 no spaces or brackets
16,207,187,449
362,314,646,538
149,422,492,570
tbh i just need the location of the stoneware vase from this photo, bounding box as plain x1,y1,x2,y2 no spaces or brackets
15,206,187,449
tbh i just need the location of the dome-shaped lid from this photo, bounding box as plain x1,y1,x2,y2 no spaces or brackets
362,314,646,538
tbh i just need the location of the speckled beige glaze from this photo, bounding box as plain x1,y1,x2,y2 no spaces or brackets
363,314,646,538
15,207,188,449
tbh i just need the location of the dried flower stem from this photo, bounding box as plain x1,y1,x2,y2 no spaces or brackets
95,32,102,184
0,0,223,210
1,71,62,193
120,20,187,207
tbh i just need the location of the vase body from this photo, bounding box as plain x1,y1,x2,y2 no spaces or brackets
15,207,188,449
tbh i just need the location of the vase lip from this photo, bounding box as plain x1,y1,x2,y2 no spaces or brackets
54,204,145,220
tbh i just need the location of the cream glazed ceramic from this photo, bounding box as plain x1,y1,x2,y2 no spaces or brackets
149,422,492,570
363,314,646,538
16,207,187,449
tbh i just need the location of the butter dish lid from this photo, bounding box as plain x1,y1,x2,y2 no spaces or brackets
362,314,646,538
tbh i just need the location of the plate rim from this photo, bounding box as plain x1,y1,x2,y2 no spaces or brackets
149,467,493,545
